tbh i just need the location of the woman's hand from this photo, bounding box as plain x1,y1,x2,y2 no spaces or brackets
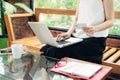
56,32,71,42
83,26,97,36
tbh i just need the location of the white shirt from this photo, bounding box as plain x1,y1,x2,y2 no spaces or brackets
73,0,108,38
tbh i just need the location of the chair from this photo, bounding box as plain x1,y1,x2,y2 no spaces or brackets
4,13,38,79
4,13,35,46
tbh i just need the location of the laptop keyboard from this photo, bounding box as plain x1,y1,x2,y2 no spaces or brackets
57,40,70,45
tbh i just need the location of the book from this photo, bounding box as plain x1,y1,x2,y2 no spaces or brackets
51,61,102,79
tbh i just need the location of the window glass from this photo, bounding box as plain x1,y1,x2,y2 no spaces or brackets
114,0,120,11
109,19,120,35
34,0,77,9
109,0,120,36
39,13,75,29
34,0,77,29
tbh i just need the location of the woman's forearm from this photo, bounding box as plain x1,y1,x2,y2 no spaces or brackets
95,0,114,32
94,20,114,32
67,0,80,35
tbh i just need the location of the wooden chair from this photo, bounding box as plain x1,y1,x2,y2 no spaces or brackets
4,13,35,47
4,13,38,76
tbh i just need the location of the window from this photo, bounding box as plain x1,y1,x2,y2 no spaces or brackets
34,0,77,30
34,0,77,9
39,14,75,29
34,0,120,36
109,0,120,36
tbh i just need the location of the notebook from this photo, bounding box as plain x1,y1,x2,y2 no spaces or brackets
54,61,102,78
28,22,83,48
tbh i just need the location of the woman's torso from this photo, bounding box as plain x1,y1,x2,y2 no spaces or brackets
73,0,108,38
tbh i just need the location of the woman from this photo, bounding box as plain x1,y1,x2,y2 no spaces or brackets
26,0,114,64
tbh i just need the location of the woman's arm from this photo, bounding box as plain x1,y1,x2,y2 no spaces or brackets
67,0,80,35
83,0,114,36
57,0,80,41
95,0,114,32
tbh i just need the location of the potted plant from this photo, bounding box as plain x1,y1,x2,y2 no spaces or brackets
0,0,16,49
0,0,33,49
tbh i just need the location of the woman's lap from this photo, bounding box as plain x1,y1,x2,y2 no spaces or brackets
40,37,106,64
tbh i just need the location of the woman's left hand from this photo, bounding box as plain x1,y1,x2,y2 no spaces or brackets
83,26,97,36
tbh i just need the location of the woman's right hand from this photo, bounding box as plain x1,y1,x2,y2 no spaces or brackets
56,32,71,42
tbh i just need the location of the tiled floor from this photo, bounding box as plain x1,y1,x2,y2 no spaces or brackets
0,54,120,80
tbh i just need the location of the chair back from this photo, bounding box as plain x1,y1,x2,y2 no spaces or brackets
4,13,35,46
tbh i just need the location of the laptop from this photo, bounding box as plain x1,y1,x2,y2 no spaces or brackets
28,22,83,48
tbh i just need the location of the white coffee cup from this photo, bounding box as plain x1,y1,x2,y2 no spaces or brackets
11,44,24,59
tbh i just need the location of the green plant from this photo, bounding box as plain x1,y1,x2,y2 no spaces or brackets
34,0,77,9
0,0,33,36
1,0,15,36
0,0,33,48
34,0,77,28
14,2,33,13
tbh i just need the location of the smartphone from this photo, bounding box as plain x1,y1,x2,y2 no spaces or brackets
0,49,12,55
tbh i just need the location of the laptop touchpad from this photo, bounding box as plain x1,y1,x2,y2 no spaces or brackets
57,40,70,45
